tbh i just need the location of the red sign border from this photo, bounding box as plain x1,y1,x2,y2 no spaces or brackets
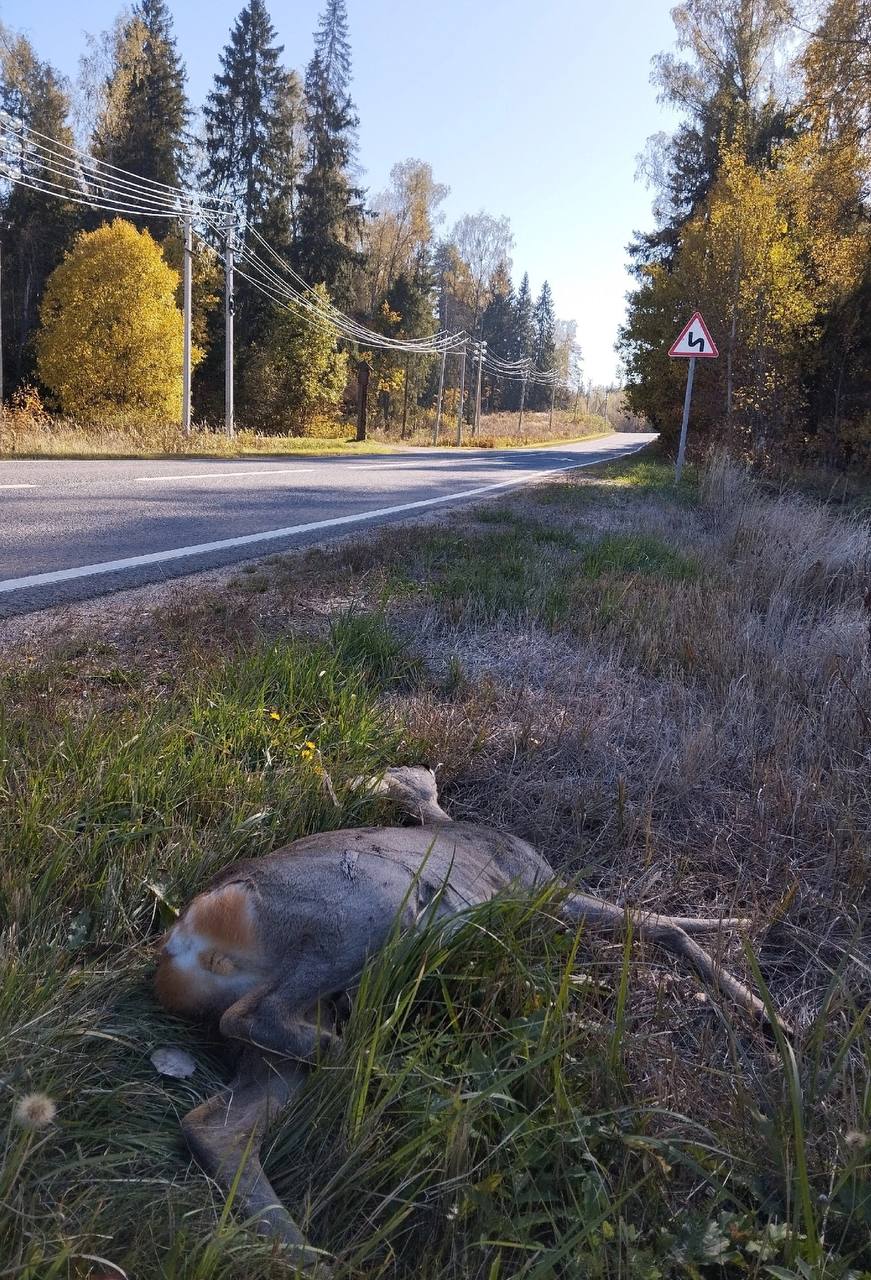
668,311,719,359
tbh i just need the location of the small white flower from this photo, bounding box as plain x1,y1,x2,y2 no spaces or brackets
14,1092,57,1130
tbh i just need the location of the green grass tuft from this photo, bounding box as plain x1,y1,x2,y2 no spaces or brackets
578,533,699,582
433,528,572,626
429,526,698,630
0,636,404,946
330,610,424,688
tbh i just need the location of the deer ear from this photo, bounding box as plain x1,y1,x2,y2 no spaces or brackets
200,949,237,976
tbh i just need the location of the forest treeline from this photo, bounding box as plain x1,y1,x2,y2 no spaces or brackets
0,0,580,433
619,0,871,469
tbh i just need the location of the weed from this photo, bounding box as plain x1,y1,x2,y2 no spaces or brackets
233,571,270,593
429,527,698,631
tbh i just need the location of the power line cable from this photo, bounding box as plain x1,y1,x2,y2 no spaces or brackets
0,117,568,376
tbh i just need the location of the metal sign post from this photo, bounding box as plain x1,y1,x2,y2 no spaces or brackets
224,209,236,439
675,357,696,484
668,310,719,484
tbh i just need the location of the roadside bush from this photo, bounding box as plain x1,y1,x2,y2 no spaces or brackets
36,219,193,420
241,282,348,435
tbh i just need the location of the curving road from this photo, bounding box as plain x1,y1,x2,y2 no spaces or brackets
0,432,655,617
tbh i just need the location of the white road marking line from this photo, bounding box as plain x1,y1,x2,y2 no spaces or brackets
133,459,476,483
0,442,650,596
135,467,318,482
0,483,37,489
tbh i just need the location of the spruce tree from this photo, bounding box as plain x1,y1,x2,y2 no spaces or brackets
203,0,302,243
531,281,556,409
482,267,516,409
313,0,352,100
92,0,189,236
294,1,364,304
513,272,535,359
199,0,303,421
0,29,80,391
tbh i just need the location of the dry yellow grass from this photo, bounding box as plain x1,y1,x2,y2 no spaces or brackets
0,397,611,459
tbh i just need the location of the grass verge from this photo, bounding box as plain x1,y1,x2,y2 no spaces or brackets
0,410,611,460
1,452,869,1278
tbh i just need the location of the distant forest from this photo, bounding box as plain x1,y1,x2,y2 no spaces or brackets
619,0,871,469
0,0,581,432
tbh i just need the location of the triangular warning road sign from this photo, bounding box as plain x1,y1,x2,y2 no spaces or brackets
669,311,719,359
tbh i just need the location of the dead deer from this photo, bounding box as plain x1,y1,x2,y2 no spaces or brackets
155,766,771,1271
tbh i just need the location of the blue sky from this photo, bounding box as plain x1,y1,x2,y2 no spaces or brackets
2,0,680,384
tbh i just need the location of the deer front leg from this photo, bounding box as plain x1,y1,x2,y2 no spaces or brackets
181,1047,330,1271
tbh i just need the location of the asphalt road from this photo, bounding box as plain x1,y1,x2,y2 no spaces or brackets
0,432,655,617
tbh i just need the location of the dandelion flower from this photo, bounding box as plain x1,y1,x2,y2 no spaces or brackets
14,1092,57,1130
269,711,281,721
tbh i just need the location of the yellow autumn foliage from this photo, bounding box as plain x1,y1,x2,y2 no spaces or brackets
36,219,193,420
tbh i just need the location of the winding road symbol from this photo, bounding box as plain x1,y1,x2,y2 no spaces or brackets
669,311,719,359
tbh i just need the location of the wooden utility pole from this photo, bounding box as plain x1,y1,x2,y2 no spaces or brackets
0,240,4,417
432,348,446,445
182,213,192,436
401,355,410,437
548,380,556,431
356,359,371,442
0,239,4,419
518,370,528,435
473,340,485,435
455,348,466,446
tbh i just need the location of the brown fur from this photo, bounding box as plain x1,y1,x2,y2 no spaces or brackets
153,956,195,1012
155,882,262,1015
187,883,258,953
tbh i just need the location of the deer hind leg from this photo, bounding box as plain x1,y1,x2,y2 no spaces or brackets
218,958,360,1062
181,1048,330,1271
559,889,786,1029
220,988,342,1061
